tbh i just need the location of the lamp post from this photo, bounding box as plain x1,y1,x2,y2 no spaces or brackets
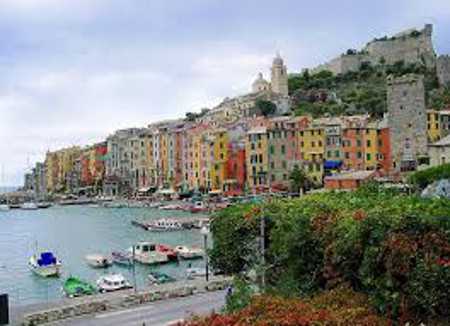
200,226,210,282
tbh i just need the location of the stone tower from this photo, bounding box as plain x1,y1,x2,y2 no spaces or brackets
271,54,288,96
387,74,428,171
437,55,450,88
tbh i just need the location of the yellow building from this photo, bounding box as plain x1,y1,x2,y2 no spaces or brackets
45,151,57,193
427,110,441,142
363,126,378,170
210,129,229,191
246,126,269,192
299,124,325,186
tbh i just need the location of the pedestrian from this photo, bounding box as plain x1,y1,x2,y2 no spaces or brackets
226,285,233,301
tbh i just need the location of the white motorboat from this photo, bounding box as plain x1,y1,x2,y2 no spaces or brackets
86,254,111,268
29,252,62,277
174,246,204,259
96,274,132,292
0,204,10,212
146,218,184,231
21,202,38,210
129,242,169,265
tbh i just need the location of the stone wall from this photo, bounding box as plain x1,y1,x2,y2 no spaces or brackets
21,277,231,326
387,74,428,170
312,24,436,76
437,55,450,88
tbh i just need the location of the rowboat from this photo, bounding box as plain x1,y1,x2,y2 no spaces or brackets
148,271,176,285
63,276,98,297
111,250,133,266
86,254,111,268
173,246,204,259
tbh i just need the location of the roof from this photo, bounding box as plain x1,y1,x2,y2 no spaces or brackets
247,126,267,134
325,170,375,181
430,134,450,147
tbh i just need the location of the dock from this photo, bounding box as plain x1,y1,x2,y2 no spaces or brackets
132,216,209,231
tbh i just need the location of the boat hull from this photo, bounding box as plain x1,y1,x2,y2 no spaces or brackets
30,264,61,277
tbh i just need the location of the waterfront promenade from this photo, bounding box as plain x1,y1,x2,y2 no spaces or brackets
13,277,229,325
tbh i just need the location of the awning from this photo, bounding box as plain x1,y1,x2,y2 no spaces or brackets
209,190,222,195
324,160,343,169
137,187,151,193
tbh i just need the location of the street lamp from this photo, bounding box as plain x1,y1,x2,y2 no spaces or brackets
200,225,210,282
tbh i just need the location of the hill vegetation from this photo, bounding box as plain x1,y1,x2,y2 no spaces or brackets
288,60,447,118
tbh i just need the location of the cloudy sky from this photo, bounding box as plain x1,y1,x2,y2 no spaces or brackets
0,0,449,185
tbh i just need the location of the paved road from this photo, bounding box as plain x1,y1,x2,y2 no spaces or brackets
46,290,226,326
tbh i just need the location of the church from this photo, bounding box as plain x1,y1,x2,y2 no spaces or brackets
199,54,290,126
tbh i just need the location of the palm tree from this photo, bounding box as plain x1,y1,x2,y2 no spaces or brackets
289,165,310,196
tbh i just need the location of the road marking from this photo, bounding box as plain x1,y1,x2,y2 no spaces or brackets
95,305,154,319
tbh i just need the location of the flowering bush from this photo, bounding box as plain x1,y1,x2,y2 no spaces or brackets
177,285,388,326
209,185,450,322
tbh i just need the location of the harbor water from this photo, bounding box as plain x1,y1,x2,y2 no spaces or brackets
0,205,208,307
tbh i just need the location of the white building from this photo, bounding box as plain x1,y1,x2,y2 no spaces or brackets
429,134,450,166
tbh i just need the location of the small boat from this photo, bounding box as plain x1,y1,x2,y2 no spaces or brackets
156,245,178,261
148,271,176,285
21,202,38,210
174,246,204,259
145,218,184,231
37,203,52,209
63,276,98,297
29,252,61,277
111,250,133,266
86,254,111,268
96,274,132,292
190,201,209,214
0,204,10,212
130,242,169,265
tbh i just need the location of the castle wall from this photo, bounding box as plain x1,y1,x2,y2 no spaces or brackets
311,24,436,76
437,55,450,88
387,74,427,170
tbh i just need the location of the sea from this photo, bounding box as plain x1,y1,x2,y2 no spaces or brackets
0,206,207,307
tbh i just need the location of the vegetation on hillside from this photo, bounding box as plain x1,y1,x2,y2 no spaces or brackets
208,185,450,324
288,60,445,118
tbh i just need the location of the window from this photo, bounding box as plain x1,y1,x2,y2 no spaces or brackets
281,145,286,154
345,152,350,159
327,138,331,146
366,140,371,147
378,139,382,147
311,141,315,147
282,161,287,169
357,152,362,159
318,141,323,147
292,141,296,148
283,174,287,181
251,143,255,150
271,162,275,169
271,175,275,182
357,140,362,147
300,131,304,137
270,146,275,155
334,150,340,157
300,141,304,147
327,151,331,158
259,154,263,163
366,153,372,161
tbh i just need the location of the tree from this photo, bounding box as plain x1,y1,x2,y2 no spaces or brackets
252,100,277,117
289,165,310,195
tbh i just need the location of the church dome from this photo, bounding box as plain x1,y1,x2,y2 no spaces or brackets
252,72,270,93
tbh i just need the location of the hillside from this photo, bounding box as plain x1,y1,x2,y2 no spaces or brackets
288,54,448,119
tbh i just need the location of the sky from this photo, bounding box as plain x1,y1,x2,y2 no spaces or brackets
0,0,450,186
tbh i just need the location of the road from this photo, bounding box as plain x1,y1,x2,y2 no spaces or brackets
45,290,225,326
